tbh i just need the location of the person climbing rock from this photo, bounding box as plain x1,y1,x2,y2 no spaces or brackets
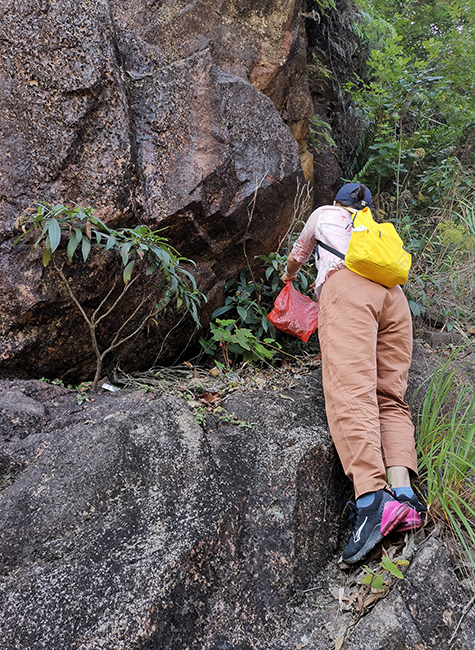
281,182,427,565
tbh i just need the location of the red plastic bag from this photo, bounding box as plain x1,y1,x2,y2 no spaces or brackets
267,281,319,342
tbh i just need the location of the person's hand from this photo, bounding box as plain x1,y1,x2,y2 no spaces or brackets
281,255,300,283
281,270,296,283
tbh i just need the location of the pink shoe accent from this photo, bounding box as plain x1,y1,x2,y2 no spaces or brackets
395,509,422,532
380,501,411,536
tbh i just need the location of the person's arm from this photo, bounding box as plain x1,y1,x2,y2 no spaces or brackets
281,253,301,282
280,208,320,283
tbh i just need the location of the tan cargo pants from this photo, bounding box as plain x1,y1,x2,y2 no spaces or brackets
318,268,418,499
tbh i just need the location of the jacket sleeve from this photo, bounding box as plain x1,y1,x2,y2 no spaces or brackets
290,209,320,263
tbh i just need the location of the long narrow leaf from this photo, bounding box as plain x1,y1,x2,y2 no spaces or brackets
212,305,233,318
121,242,132,265
123,260,135,284
81,236,91,262
105,235,117,252
67,228,82,262
42,247,52,267
237,306,248,321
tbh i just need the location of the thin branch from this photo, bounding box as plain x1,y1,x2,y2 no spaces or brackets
93,274,141,327
91,276,120,323
102,296,157,357
154,314,186,365
261,342,305,366
276,180,312,254
244,175,268,264
449,594,475,647
53,261,93,329
243,172,268,307
53,260,103,379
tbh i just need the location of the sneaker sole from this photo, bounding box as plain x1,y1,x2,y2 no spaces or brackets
381,502,411,535
395,511,423,532
342,502,410,565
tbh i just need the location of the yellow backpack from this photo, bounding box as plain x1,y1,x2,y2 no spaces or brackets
317,207,411,287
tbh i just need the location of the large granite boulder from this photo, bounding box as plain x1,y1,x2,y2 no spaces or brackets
1,344,474,650
0,371,350,649
0,0,312,381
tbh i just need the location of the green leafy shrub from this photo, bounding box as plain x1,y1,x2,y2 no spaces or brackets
362,556,404,591
17,202,206,390
210,266,278,341
199,253,316,366
199,181,317,366
199,318,280,367
308,114,336,149
343,1,475,329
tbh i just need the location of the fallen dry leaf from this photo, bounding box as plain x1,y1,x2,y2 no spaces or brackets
198,392,221,405
363,589,388,608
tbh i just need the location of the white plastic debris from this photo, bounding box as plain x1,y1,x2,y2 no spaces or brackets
101,382,120,392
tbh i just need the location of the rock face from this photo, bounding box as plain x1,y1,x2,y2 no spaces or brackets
0,373,350,650
0,0,314,381
342,537,475,650
1,346,474,650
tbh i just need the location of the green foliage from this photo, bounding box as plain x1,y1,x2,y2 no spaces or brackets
17,202,205,324
308,114,336,149
452,196,475,240
362,556,404,590
415,350,475,566
362,568,385,591
438,222,466,248
211,266,278,341
214,253,313,333
307,53,331,84
19,202,206,389
379,555,404,579
308,0,336,15
200,178,316,367
193,405,255,430
344,1,475,327
199,245,316,366
40,377,93,405
75,381,93,405
199,318,280,366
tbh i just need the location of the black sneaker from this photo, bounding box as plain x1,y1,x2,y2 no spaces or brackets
394,493,427,513
341,489,410,565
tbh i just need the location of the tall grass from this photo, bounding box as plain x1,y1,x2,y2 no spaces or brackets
415,351,475,566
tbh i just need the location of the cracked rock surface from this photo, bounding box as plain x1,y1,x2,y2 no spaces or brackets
0,0,308,379
1,344,475,649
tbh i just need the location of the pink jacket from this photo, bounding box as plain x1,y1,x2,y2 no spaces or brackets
291,205,353,298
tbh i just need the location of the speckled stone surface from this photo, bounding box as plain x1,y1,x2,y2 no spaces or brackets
0,373,350,649
0,0,309,380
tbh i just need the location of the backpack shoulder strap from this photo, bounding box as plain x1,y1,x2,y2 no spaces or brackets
315,240,345,260
315,207,358,260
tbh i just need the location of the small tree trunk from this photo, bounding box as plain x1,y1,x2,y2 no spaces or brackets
90,324,103,392
92,356,103,393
